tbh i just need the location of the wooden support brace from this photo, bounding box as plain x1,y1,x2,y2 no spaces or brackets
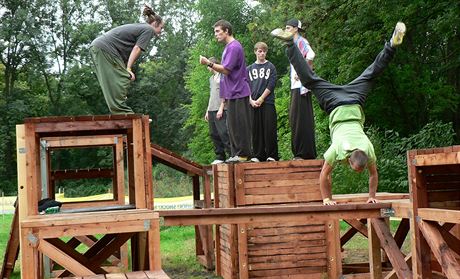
418,220,460,278
370,218,412,279
38,240,95,276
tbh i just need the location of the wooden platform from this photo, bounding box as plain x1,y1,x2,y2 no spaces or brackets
57,270,170,278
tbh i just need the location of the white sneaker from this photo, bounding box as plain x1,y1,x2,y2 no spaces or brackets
226,156,248,163
270,28,294,41
250,158,260,162
211,159,224,165
266,157,276,162
390,22,406,47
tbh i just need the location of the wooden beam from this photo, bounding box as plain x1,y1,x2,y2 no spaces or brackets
418,220,460,278
370,218,412,279
327,219,342,278
344,219,368,237
418,208,460,224
384,253,412,279
38,239,95,276
161,203,391,226
368,218,382,279
393,218,410,249
414,151,460,166
51,168,114,180
42,135,121,148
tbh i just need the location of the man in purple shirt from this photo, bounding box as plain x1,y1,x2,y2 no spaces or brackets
200,20,252,162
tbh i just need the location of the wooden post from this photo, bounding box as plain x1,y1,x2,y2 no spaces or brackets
326,219,342,279
368,218,382,279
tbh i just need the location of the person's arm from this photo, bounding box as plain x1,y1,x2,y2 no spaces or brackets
255,63,277,105
216,99,225,119
367,163,379,203
126,45,143,81
200,56,230,75
254,88,271,106
320,162,336,205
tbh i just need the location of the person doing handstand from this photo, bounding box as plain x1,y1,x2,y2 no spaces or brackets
271,22,406,205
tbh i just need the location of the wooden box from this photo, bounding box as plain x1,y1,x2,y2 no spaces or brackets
214,160,340,279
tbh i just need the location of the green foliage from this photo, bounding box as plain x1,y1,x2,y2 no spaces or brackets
153,164,194,198
63,179,111,198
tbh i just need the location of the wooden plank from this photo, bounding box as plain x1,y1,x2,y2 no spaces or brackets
243,172,320,182
0,200,19,279
414,151,460,166
133,118,146,209
249,266,325,277
244,183,321,195
244,192,322,205
248,253,327,264
244,178,319,191
38,239,95,276
125,271,149,278
248,245,326,257
144,270,170,278
238,224,249,279
22,209,158,227
42,134,121,148
248,224,325,236
419,220,460,278
368,218,382,279
163,208,387,226
149,219,161,270
326,219,342,279
248,231,325,244
114,135,125,205
142,116,153,210
105,274,128,279
51,168,114,180
249,258,327,270
418,208,460,223
370,218,412,279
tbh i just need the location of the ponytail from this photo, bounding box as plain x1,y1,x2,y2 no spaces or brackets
143,4,162,25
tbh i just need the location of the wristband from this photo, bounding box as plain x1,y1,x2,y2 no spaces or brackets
207,62,214,68
127,67,132,71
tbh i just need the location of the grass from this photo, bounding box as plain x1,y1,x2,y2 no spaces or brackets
0,215,409,278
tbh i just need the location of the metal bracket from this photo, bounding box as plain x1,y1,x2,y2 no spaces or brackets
380,208,395,217
18,147,27,154
27,233,38,246
144,220,151,230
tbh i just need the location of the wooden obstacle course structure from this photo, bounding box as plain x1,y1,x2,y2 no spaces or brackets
15,115,165,278
408,145,460,279
151,143,214,269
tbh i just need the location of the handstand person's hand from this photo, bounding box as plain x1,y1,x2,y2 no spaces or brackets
323,198,337,206
367,197,378,204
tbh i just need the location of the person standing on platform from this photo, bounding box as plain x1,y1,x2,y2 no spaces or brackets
199,20,252,163
205,57,231,165
90,4,164,114
272,22,406,205
247,42,279,162
285,19,317,160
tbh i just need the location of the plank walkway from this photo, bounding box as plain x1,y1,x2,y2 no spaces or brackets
58,270,170,278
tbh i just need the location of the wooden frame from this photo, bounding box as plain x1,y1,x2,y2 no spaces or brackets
17,115,163,279
408,145,460,279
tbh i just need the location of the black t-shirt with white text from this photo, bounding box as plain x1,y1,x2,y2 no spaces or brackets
247,61,277,105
